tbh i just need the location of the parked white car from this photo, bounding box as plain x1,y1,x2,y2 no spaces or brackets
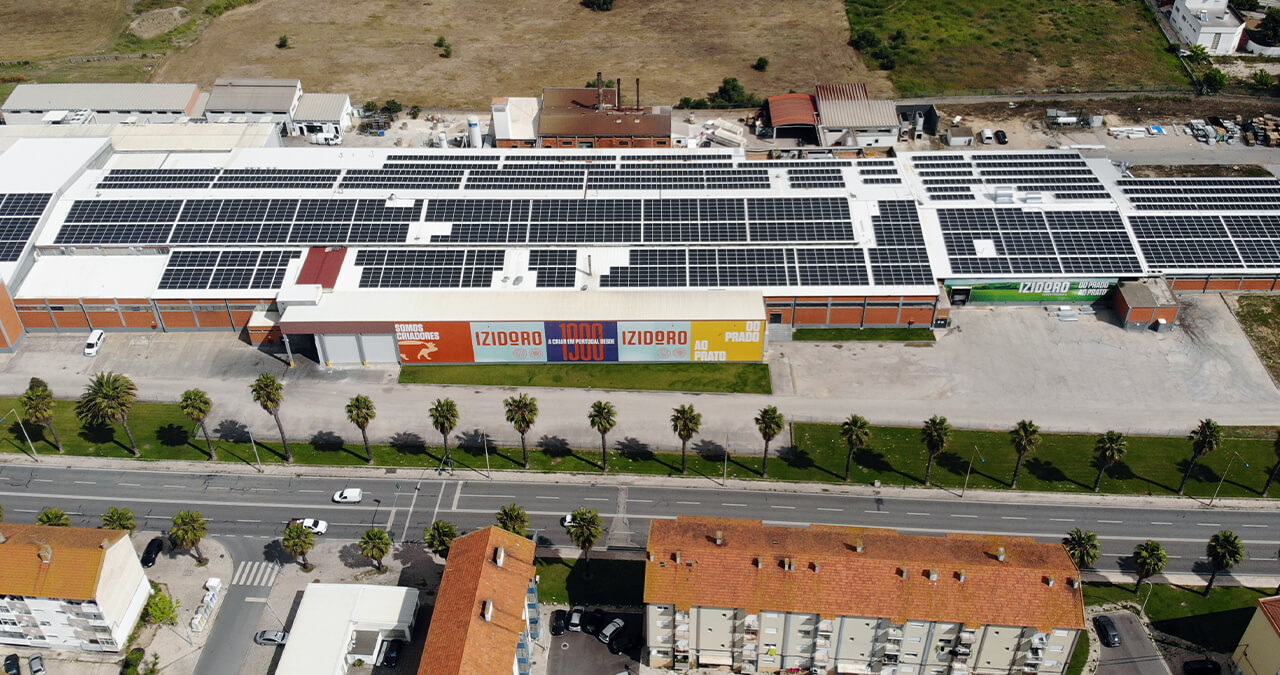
289,518,328,535
83,329,105,357
332,488,363,503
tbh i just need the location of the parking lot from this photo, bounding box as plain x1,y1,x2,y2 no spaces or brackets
544,609,642,675
1096,611,1171,675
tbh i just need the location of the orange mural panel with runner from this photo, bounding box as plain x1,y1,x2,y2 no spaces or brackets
395,321,475,363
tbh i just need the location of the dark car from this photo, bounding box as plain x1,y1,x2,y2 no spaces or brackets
1093,615,1121,647
380,639,402,667
141,537,164,568
3,654,18,675
608,632,639,655
583,608,607,635
995,129,1009,145
550,609,568,637
1183,659,1222,675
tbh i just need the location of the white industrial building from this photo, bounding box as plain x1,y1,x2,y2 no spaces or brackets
814,83,899,148
1171,0,1245,55
0,83,202,125
202,77,303,126
0,524,150,652
291,93,355,139
275,583,420,675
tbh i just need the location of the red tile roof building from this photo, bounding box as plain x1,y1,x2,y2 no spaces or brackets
1232,596,1280,675
418,527,538,675
644,516,1085,674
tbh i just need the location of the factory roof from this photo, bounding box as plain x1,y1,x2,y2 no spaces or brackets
767,94,819,128
1,83,200,114
205,78,301,114
293,93,351,123
537,87,670,138
814,83,899,128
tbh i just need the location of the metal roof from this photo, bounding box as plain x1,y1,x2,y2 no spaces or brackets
767,94,819,128
537,87,670,138
204,78,300,114
814,83,898,128
1,83,200,113
293,93,350,123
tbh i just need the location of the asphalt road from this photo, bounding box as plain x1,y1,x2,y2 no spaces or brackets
1096,610,1172,675
2,463,1280,578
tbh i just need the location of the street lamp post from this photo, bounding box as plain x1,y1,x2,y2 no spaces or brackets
961,445,986,497
0,408,38,462
247,428,263,472
482,431,491,478
1210,451,1249,506
1140,579,1155,612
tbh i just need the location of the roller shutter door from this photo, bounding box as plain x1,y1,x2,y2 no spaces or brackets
359,334,398,363
319,334,361,364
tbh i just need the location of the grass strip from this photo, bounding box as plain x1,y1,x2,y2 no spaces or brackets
398,362,771,394
791,328,935,342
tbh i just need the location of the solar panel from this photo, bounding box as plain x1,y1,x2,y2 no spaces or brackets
158,249,300,290
354,248,504,289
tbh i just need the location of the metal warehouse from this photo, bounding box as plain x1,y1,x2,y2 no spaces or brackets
0,135,1278,364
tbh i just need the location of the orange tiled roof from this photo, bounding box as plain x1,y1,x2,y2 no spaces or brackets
1258,596,1280,636
0,524,128,601
419,527,536,675
645,516,1084,632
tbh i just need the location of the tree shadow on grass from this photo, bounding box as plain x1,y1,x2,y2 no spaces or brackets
537,435,572,458
214,419,250,443
857,446,922,485
389,431,427,456
155,423,189,447
457,428,517,466
9,420,54,453
337,542,373,570
1024,457,1093,490
77,422,131,456
1155,607,1257,652
1105,459,1177,494
938,450,1009,488
541,554,645,606
777,445,842,481
310,430,364,462
616,436,654,462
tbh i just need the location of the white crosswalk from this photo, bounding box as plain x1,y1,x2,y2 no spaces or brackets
231,561,283,587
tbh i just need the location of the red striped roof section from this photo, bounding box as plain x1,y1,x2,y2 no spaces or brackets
296,246,346,289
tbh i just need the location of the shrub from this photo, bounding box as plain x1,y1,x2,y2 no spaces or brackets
1254,69,1274,89
409,105,422,119
583,0,615,10
1232,0,1260,11
708,77,762,108
442,45,452,58
434,35,447,48
752,56,769,72
205,0,258,17
850,28,881,50
1262,8,1280,46
384,99,403,114
275,35,289,49
1202,67,1230,92
362,101,378,114
142,592,179,626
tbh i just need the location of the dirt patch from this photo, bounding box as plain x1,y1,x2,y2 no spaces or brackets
1129,164,1274,177
1230,295,1280,386
129,6,188,39
946,96,1280,125
151,0,889,108
0,0,130,60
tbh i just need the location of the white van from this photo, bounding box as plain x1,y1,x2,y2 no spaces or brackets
84,329,105,357
980,129,995,144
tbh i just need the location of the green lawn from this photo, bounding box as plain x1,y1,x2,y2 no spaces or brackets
399,363,771,394
845,0,1186,96
5,395,1280,499
1064,631,1089,675
1085,583,1268,652
535,557,645,606
791,328,935,342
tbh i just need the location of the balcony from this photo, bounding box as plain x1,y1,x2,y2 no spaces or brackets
959,630,976,645
884,642,901,655
817,619,834,635
676,623,690,638
884,626,904,641
813,648,830,665
675,639,690,653
816,637,831,650
743,614,759,632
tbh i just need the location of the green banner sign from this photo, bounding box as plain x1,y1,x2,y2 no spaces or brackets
947,279,1116,302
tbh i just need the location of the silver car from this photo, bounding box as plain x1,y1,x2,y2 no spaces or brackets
254,630,289,646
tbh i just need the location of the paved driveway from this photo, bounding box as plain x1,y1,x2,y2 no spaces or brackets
1096,610,1172,675
545,610,641,675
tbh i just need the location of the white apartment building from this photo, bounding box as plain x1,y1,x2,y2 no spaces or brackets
0,524,149,652
1171,0,1244,55
275,583,421,675
644,517,1085,674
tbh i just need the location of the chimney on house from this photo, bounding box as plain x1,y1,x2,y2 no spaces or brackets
100,538,111,550
596,72,604,111
715,530,724,546
898,568,908,579
1047,575,1056,587
853,537,864,553
1069,577,1080,589
482,600,493,622
957,569,966,583
784,557,794,571
811,561,821,573
0,529,7,544
754,557,762,569
38,544,52,564
674,551,682,564
996,546,1006,562
928,569,939,581
494,546,505,568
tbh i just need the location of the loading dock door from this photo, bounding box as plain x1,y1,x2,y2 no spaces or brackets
318,334,361,364
359,334,398,363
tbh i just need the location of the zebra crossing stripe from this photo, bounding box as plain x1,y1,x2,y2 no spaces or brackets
231,561,281,587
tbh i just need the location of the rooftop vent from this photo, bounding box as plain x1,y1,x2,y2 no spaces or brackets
647,551,655,562
0,530,6,544
38,544,52,564
783,557,795,572
851,537,865,553
753,557,762,569
714,530,725,546
996,546,1006,562
674,550,682,564
1069,577,1080,589
482,600,493,622
100,538,111,550
1046,575,1055,588
957,569,966,583
811,561,821,573
928,569,939,581
494,546,505,568
898,568,908,579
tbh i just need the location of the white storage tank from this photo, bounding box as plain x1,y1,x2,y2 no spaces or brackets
467,115,482,148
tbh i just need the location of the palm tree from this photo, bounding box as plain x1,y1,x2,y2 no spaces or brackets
496,503,530,537
282,522,316,569
428,398,459,466
1188,43,1210,64
1061,528,1100,569
359,528,394,571
1205,530,1246,595
101,507,136,534
566,506,604,577
75,372,139,457
670,404,702,475
170,510,208,563
1009,419,1041,490
346,395,377,464
921,415,952,487
180,389,215,461
423,520,459,558
20,379,60,454
840,414,872,482
503,394,539,469
1093,431,1127,493
587,400,617,472
1265,430,1280,498
250,373,291,463
755,406,784,478
1133,540,1168,589
36,507,70,527
1180,418,1223,495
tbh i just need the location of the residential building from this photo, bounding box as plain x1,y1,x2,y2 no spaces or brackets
1170,0,1244,55
644,516,1085,674
203,78,303,126
419,527,539,675
291,93,355,139
1232,596,1280,675
275,583,420,675
0,524,149,652
814,83,899,147
1,83,202,125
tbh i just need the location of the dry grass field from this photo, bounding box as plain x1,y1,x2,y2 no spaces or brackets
152,0,889,108
0,0,131,60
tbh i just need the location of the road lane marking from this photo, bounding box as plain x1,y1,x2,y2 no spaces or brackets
583,497,609,501
722,503,746,507
1243,524,1268,528
162,485,183,489
535,496,559,500
1197,523,1222,527
772,505,796,509
451,482,463,511
951,514,978,518
297,489,323,493
626,499,652,503
207,486,229,490
1050,518,1075,522
243,597,268,603
119,483,140,487
676,501,701,505
73,481,96,485
1151,522,1173,525
236,519,261,523
14,509,35,513
817,508,843,512
465,494,516,499
864,510,890,515
907,512,930,516
1097,520,1122,524
33,479,52,482
250,488,276,492
1002,516,1027,520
